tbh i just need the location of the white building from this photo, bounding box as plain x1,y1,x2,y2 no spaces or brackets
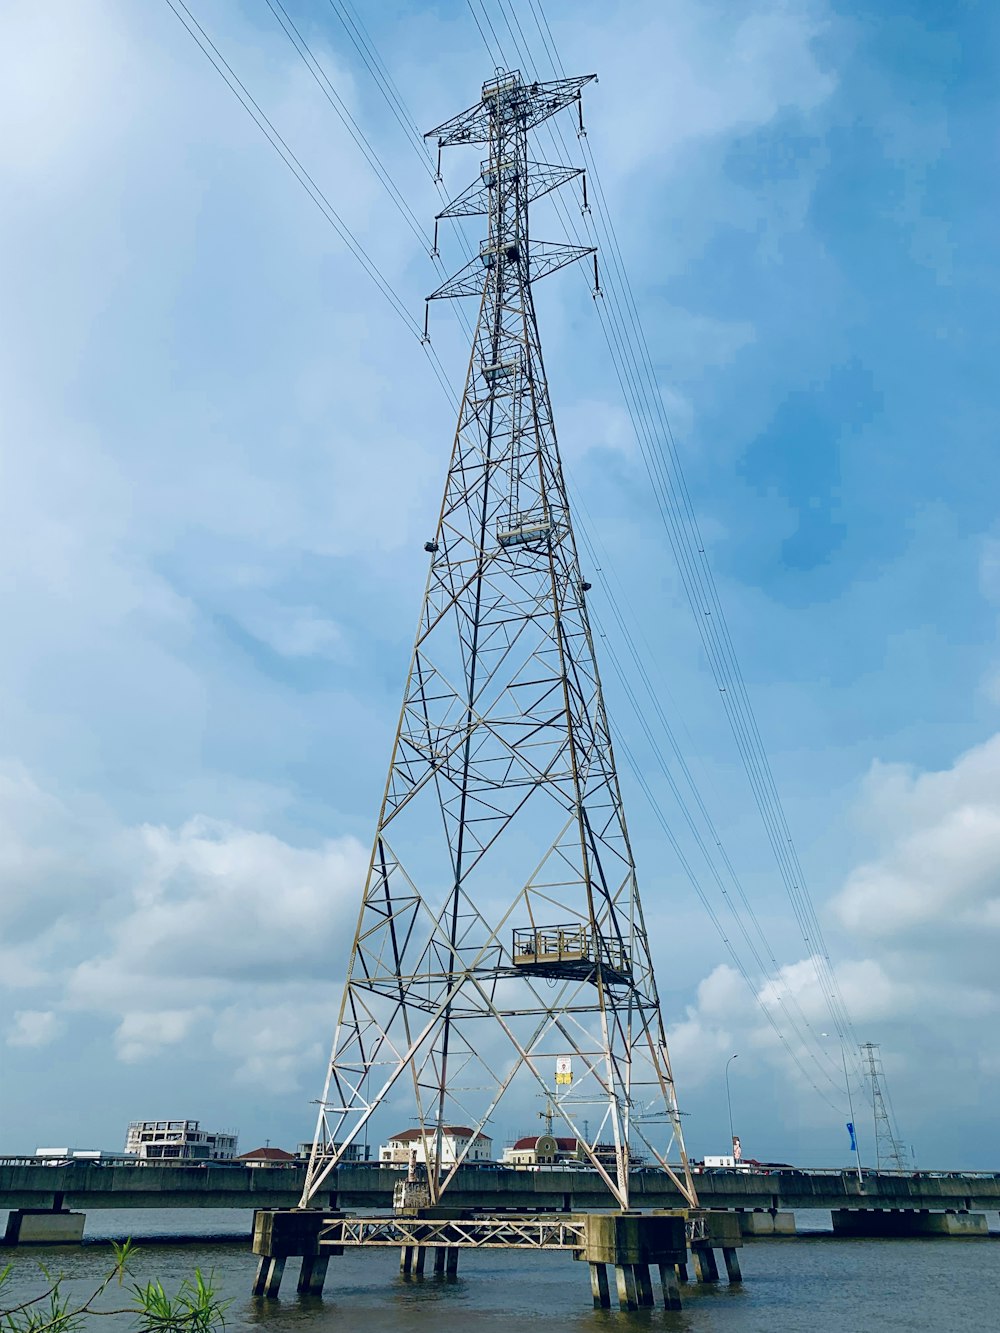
379,1126,492,1166
124,1119,238,1161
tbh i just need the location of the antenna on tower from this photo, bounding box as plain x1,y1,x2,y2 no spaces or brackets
859,1042,909,1171
298,68,698,1217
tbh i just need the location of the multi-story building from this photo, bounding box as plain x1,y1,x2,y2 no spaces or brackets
124,1119,238,1161
295,1141,372,1163
379,1126,492,1167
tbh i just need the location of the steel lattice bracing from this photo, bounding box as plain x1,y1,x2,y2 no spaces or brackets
860,1042,909,1171
301,71,697,1213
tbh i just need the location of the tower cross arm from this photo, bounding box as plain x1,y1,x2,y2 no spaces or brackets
529,240,596,283
426,239,595,302
425,73,596,147
438,163,583,221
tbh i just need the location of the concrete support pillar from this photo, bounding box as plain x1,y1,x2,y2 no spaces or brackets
614,1264,639,1311
675,1261,689,1283
658,1263,682,1311
252,1257,285,1298
413,1246,427,1277
722,1247,742,1283
692,1246,720,1283
589,1262,611,1308
400,1246,414,1275
433,1247,447,1276
296,1255,329,1296
445,1247,459,1278
633,1264,654,1308
251,1258,268,1297
2,1210,86,1246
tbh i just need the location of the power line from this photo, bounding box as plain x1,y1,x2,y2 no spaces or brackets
160,0,459,410
487,0,860,1067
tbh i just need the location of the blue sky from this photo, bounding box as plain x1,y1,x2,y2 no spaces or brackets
2,0,1000,1169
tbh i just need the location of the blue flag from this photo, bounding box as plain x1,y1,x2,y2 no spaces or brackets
846,1122,857,1153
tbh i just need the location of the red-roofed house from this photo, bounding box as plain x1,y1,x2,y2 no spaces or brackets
502,1134,580,1166
379,1126,492,1166
236,1146,297,1167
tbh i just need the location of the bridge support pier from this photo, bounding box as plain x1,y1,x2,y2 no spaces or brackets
2,1209,85,1246
690,1210,743,1285
577,1212,688,1310
736,1209,796,1236
831,1208,989,1237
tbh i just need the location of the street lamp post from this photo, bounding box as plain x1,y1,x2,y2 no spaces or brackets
725,1053,738,1157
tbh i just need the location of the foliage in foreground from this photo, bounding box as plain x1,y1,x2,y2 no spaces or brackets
0,1240,229,1333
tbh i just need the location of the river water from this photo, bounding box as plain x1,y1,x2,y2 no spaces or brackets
2,1211,998,1333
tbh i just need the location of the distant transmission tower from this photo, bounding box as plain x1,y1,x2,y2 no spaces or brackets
299,69,697,1215
860,1042,908,1171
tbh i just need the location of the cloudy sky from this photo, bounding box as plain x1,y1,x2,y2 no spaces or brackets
2,0,998,1170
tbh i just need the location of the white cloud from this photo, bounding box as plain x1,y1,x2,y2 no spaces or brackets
7,1010,63,1048
834,734,1000,939
114,1008,205,1064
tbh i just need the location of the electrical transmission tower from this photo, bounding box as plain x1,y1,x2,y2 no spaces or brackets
300,69,697,1215
860,1042,908,1171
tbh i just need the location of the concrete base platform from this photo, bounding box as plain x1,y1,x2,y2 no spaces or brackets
736,1210,796,1237
3,1210,86,1246
831,1209,989,1238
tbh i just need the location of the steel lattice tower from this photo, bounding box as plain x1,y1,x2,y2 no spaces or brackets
301,70,697,1214
860,1042,908,1171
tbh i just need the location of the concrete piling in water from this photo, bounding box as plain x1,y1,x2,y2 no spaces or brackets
658,1263,682,1310
633,1263,655,1307
252,1257,286,1298
589,1262,610,1308
691,1245,719,1282
296,1255,329,1295
722,1247,742,1283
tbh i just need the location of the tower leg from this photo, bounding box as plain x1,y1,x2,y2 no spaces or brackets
296,1256,330,1295
658,1263,682,1311
723,1247,742,1283
589,1262,611,1308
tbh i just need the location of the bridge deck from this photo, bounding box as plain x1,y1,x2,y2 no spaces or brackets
1,1161,998,1214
